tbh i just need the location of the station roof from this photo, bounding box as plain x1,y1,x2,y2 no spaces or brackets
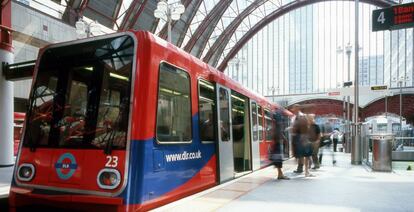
53,0,397,70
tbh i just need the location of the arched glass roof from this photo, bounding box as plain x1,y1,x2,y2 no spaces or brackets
26,0,398,70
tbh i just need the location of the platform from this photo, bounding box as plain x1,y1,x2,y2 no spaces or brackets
1,150,413,211
154,150,414,212
0,166,13,199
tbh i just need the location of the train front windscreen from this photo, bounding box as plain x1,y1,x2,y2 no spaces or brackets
23,35,134,151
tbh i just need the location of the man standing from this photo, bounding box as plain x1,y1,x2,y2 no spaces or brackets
331,128,341,152
308,116,321,169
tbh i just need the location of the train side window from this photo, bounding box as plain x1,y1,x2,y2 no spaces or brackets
156,63,192,143
251,102,258,141
219,88,230,141
198,80,217,143
258,106,263,141
265,109,273,141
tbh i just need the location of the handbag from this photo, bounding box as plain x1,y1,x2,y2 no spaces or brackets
319,139,332,147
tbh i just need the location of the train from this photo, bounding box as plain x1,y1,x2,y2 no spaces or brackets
9,31,291,211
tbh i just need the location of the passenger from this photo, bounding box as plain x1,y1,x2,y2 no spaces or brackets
270,112,289,180
200,113,215,141
292,116,314,177
233,116,245,172
219,89,230,141
307,115,321,169
318,132,329,165
331,128,341,152
289,104,305,173
220,120,230,141
290,104,304,122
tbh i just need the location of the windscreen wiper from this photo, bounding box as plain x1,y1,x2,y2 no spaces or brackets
28,129,37,152
104,129,116,155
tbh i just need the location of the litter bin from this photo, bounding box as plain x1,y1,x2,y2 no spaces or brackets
370,134,394,172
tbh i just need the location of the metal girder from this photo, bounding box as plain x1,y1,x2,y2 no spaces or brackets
183,0,233,58
62,0,84,26
124,0,158,33
203,0,267,67
2,60,36,81
82,0,123,28
119,0,147,31
158,0,202,47
217,0,397,71
79,0,89,15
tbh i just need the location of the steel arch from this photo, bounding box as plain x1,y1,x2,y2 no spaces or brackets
119,0,147,30
217,0,397,71
203,0,267,67
158,0,203,47
183,0,233,58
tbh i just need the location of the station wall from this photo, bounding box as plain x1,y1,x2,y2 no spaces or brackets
291,94,414,124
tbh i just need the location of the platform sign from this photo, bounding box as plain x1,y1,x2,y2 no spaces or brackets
327,86,389,97
328,91,341,96
373,2,414,31
327,87,352,96
370,85,388,91
343,81,353,87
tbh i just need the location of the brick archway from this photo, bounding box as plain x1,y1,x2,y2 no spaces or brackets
361,94,414,124
288,95,414,124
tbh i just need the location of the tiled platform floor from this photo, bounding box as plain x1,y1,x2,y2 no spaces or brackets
155,150,414,212
0,166,13,199
1,150,413,212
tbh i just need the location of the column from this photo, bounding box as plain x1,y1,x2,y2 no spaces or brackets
0,2,15,167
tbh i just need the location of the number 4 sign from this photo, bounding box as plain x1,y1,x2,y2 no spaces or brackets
373,3,414,32
372,8,393,31
377,11,386,24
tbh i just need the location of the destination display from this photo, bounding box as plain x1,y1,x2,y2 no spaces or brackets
373,2,414,31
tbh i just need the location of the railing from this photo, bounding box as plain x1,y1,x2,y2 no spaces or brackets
394,137,414,150
361,131,414,166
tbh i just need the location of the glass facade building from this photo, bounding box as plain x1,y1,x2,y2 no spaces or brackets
225,1,414,96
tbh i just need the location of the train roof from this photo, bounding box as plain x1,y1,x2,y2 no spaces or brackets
135,31,291,116
36,30,291,117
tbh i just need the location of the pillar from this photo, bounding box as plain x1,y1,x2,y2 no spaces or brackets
0,47,13,166
0,1,14,167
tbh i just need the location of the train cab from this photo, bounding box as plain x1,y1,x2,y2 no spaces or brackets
9,31,290,211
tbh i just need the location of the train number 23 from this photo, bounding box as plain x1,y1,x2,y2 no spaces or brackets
105,156,119,168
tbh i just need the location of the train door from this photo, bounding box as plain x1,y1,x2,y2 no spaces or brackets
198,79,218,182
232,92,251,176
216,85,234,183
250,101,260,170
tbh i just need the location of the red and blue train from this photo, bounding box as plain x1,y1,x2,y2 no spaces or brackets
10,31,291,211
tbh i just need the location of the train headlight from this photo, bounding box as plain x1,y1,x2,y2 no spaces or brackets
17,163,35,182
97,169,121,190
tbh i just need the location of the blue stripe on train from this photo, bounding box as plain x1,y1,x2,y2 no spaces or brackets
120,114,216,205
